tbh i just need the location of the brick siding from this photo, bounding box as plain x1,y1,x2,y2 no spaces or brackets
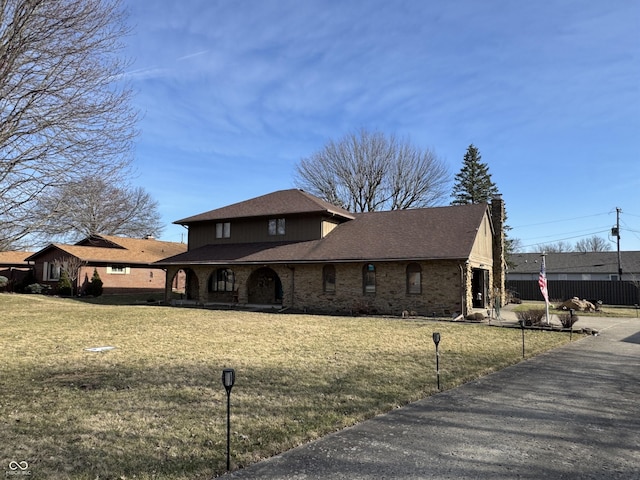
168,261,465,317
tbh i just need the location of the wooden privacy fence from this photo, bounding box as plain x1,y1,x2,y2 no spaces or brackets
506,280,640,306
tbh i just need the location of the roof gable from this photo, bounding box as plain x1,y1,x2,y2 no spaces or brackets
26,236,187,264
304,203,489,261
175,189,355,224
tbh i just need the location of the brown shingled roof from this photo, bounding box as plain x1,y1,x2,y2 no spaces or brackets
175,189,355,224
159,203,489,265
27,236,187,264
0,251,33,266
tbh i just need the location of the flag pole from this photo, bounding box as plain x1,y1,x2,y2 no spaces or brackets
539,252,550,325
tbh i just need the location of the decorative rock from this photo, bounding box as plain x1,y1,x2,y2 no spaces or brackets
558,297,596,312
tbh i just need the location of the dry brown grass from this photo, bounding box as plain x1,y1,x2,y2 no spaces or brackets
1,294,574,479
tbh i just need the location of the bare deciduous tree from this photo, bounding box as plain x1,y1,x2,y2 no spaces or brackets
33,176,163,243
294,128,450,212
574,235,612,252
53,256,87,295
0,0,138,250
538,241,573,253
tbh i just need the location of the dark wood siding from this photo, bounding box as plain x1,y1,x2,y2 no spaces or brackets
507,280,640,306
187,215,324,250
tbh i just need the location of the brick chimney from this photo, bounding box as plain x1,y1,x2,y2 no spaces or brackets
490,195,506,306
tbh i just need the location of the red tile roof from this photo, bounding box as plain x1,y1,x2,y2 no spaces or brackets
175,189,355,224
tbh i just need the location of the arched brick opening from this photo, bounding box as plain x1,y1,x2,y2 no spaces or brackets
247,267,282,305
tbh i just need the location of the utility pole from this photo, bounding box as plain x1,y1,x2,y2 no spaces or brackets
615,207,622,280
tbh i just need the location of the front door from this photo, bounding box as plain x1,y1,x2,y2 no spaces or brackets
472,269,489,308
247,267,282,304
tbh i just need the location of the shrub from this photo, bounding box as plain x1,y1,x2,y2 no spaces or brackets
0,276,8,289
558,313,579,329
25,283,50,294
15,270,36,293
57,270,73,296
86,268,103,297
515,308,547,327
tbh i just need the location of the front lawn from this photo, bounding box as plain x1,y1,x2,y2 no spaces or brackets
2,294,574,479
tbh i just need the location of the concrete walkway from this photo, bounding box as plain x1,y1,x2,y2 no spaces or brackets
226,315,640,479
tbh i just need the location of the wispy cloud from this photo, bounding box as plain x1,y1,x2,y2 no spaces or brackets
177,50,209,61
122,0,640,249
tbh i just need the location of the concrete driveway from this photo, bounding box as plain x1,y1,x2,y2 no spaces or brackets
225,315,640,479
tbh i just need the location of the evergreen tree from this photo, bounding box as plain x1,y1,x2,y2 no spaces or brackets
58,270,73,296
451,145,520,267
451,145,499,205
87,268,103,297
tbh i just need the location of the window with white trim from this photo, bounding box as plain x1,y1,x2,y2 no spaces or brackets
107,265,130,274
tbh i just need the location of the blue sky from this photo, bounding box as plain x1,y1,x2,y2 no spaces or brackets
122,0,640,251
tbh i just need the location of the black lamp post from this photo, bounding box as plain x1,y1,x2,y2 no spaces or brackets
433,332,441,390
569,308,574,341
519,319,525,358
222,368,235,471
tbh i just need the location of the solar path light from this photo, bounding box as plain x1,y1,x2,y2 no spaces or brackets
222,368,235,471
432,332,441,390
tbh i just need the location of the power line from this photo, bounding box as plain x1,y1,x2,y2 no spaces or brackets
517,226,611,242
520,229,612,250
512,212,610,228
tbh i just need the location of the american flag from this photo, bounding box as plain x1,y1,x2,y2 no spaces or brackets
539,255,549,303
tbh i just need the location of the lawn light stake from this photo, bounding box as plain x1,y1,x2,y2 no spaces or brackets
222,368,235,471
519,319,525,358
432,332,441,390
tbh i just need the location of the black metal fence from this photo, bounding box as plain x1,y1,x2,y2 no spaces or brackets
506,280,640,306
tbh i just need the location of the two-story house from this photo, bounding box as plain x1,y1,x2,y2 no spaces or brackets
158,189,506,317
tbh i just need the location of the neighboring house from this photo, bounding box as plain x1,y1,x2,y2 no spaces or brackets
26,235,187,295
507,252,640,305
508,252,640,282
0,251,34,291
157,189,506,317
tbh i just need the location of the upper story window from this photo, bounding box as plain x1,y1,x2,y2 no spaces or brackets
216,222,230,238
268,218,285,236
